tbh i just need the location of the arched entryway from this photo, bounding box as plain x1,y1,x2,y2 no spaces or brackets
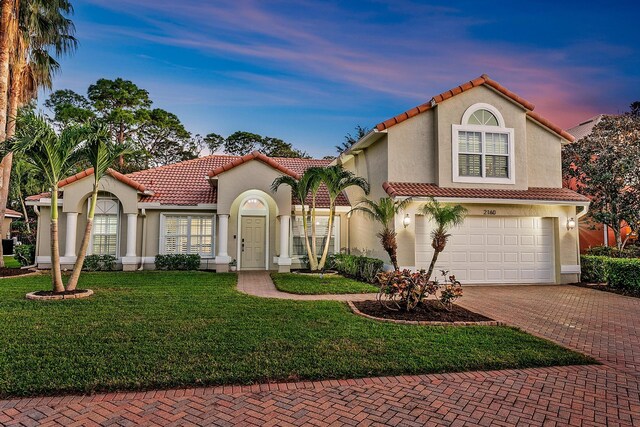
237,195,269,270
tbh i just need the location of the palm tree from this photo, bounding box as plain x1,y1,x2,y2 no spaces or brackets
66,125,129,291
0,0,76,267
12,112,84,292
271,169,323,270
350,197,412,271
420,197,467,281
317,165,369,269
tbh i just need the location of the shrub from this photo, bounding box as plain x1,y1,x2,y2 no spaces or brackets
155,254,201,271
586,245,640,258
580,255,610,283
606,258,640,291
375,269,462,311
331,253,384,283
83,255,116,272
14,244,35,267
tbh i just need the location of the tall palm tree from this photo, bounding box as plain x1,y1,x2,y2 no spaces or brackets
66,125,129,291
420,197,467,281
12,112,85,292
271,169,322,270
350,197,412,271
0,0,76,267
317,165,369,269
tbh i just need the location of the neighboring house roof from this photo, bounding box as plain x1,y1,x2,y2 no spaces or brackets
373,74,575,142
58,168,148,192
382,182,590,203
27,154,349,207
5,208,22,218
566,114,605,141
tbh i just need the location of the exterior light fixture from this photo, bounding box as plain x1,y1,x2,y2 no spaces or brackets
566,217,576,230
403,214,411,228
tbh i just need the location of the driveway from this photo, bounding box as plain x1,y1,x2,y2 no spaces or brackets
1,283,639,426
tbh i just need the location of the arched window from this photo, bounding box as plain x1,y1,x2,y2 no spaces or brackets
91,198,119,256
452,103,515,184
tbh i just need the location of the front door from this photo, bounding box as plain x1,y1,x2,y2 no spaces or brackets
241,216,266,270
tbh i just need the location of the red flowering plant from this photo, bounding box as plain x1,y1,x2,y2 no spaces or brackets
375,269,462,312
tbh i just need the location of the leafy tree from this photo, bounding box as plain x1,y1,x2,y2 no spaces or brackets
336,125,369,154
630,101,640,117
224,131,262,155
202,132,225,153
66,125,130,291
350,197,412,271
260,136,308,158
12,112,86,292
9,154,44,230
44,89,93,125
87,78,151,167
317,166,370,269
420,198,467,282
562,112,640,248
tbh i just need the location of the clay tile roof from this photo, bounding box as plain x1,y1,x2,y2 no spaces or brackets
5,208,22,218
373,74,586,142
382,182,589,203
123,154,342,207
57,168,147,192
207,151,301,179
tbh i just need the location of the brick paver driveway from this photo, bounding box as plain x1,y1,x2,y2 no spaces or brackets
2,284,640,426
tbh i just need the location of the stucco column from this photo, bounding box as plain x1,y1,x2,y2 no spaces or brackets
125,213,137,257
64,212,78,258
278,215,291,272
216,214,231,271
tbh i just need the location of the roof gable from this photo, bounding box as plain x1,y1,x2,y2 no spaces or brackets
374,74,574,142
207,151,301,179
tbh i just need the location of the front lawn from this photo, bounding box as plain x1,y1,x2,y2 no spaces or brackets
271,272,378,294
0,272,593,397
3,256,20,268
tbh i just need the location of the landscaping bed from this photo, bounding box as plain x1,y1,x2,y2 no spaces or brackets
272,272,378,294
0,271,593,397
0,268,33,278
572,282,640,299
353,300,493,322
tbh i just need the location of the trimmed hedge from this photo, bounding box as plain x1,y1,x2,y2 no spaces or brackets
585,245,640,258
155,254,201,271
580,255,640,291
580,255,610,283
83,255,116,271
14,244,35,267
330,253,384,283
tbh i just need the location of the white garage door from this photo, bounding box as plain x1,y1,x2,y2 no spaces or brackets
415,216,555,284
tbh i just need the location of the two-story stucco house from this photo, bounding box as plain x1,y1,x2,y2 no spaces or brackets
26,74,589,284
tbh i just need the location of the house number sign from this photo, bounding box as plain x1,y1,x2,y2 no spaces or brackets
483,209,497,215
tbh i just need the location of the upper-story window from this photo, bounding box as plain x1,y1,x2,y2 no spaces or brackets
452,103,515,184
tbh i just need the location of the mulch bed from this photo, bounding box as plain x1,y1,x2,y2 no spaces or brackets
353,300,494,322
571,282,640,299
32,289,91,297
0,268,34,278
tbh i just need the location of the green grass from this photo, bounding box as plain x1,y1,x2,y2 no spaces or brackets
3,256,20,268
271,272,378,294
0,271,594,397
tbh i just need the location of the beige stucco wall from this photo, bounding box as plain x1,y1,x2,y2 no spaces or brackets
434,85,529,189
62,175,139,214
526,120,563,187
387,109,437,184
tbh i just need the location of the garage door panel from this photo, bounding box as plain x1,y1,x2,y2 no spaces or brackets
416,216,555,284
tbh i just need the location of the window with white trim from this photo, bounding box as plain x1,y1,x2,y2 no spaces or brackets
91,199,119,256
291,216,340,258
452,104,515,184
162,215,215,257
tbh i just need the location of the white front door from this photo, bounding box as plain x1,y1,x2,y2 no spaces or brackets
241,216,266,270
416,216,555,284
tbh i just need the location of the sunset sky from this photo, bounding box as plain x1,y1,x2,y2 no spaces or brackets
51,0,640,157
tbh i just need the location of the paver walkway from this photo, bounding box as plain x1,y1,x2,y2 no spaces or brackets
237,270,377,301
2,281,640,426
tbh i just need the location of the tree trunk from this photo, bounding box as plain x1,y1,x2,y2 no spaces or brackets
118,122,125,167
317,204,335,269
380,229,399,271
310,193,317,261
19,191,28,232
425,246,441,283
50,187,65,293
301,207,317,271
66,189,97,290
